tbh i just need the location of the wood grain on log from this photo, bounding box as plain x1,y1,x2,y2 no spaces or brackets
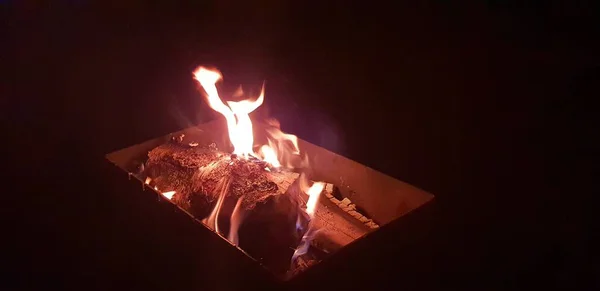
144,142,293,217
144,142,303,275
323,185,380,230
292,183,374,254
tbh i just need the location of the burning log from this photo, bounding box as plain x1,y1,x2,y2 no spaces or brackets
143,66,384,277
143,139,380,275
145,141,296,217
144,140,306,274
106,65,436,280
287,182,378,257
309,184,378,254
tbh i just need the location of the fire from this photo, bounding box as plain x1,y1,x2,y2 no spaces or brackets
261,119,301,169
297,174,324,219
259,145,281,168
305,182,325,217
291,176,326,263
193,67,300,168
193,67,263,158
144,176,175,200
193,66,326,261
265,119,300,155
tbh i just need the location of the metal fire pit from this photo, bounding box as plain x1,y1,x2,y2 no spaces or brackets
106,120,434,283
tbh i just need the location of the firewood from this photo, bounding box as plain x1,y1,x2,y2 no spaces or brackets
322,185,380,230
143,140,379,275
143,141,304,275
290,182,376,255
144,142,296,216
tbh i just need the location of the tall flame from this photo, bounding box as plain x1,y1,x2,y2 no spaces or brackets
193,67,303,169
193,66,322,255
193,67,264,158
305,182,324,217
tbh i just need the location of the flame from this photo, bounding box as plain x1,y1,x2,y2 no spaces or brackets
144,177,152,185
227,197,245,246
291,228,320,263
193,66,325,258
258,119,302,169
161,191,176,200
305,182,325,217
202,177,231,234
193,66,304,169
266,119,300,155
193,67,263,158
259,145,281,168
291,175,325,263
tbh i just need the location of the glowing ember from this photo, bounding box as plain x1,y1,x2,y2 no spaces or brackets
144,177,152,185
161,191,176,200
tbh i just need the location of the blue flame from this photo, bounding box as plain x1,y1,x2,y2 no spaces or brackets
291,228,319,263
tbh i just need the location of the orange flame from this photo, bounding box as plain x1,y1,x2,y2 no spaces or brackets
305,182,324,217
193,67,263,158
259,145,281,168
258,119,302,169
297,174,324,218
193,66,321,253
291,175,325,262
266,120,300,156
193,66,304,169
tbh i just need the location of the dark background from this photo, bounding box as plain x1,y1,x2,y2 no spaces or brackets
3,1,598,290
